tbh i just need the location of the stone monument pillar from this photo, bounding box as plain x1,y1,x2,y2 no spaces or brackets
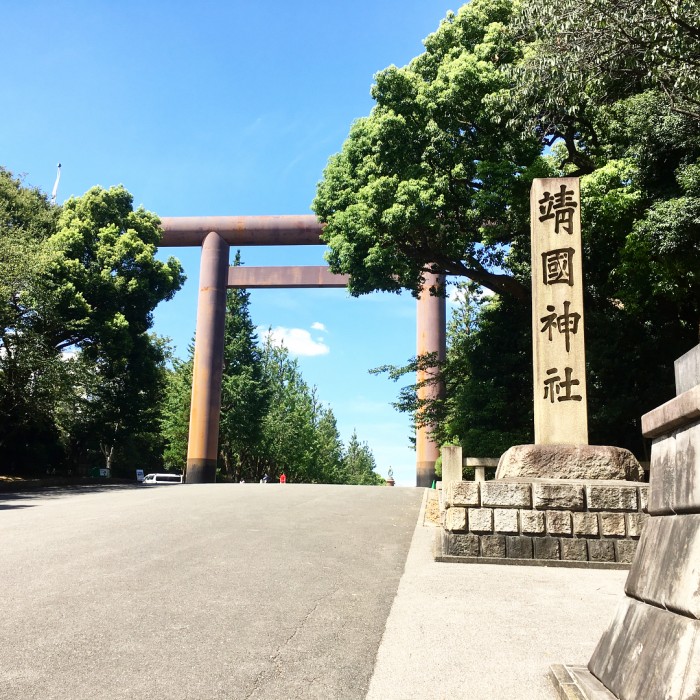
496,177,642,481
530,177,588,444
437,179,647,566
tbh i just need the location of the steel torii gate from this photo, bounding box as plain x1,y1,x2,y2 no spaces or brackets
159,215,445,487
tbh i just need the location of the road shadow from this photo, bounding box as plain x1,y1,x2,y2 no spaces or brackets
0,482,143,505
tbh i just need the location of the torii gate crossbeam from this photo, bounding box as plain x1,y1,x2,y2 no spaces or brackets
159,217,445,487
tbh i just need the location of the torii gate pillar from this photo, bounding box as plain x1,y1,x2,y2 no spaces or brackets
415,271,446,487
186,231,230,483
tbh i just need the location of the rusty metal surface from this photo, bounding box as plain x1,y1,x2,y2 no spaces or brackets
159,215,324,247
227,266,349,288
187,232,230,483
415,271,447,487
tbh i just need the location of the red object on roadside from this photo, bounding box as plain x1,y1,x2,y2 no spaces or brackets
280,473,287,484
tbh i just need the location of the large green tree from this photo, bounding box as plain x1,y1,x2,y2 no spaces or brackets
160,353,193,471
342,430,385,485
313,0,544,301
0,173,185,474
49,186,184,474
0,169,64,471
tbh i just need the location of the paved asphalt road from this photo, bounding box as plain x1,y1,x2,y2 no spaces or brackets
0,484,424,700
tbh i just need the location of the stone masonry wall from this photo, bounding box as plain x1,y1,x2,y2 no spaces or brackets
440,478,649,566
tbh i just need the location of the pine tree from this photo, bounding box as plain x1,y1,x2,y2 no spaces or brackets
342,430,384,485
218,253,271,480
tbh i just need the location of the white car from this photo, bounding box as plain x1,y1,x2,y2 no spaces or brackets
142,473,183,485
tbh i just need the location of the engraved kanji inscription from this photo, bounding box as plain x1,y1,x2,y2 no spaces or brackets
542,247,575,286
540,301,581,353
538,184,578,235
543,366,583,403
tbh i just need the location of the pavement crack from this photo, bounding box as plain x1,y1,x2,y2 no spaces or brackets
243,587,338,700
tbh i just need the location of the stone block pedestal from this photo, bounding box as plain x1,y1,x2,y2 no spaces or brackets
436,478,648,568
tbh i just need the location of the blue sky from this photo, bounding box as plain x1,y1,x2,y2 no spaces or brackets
2,1,460,486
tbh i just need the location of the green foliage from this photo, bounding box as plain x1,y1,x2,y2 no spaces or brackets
516,0,700,122
218,255,272,480
313,0,545,301
255,340,319,482
160,353,193,471
0,170,184,475
47,185,184,352
0,169,64,471
342,430,385,485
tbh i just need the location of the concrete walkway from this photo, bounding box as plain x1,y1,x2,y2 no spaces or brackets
367,490,627,699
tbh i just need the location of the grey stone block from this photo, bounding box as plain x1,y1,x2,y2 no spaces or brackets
683,641,700,700
467,508,493,533
573,512,599,537
481,481,532,508
444,507,467,532
642,384,700,439
625,514,700,619
534,537,560,560
675,344,700,395
506,535,533,559
546,510,572,536
649,420,700,515
588,540,615,562
441,445,463,484
639,485,649,513
533,482,585,510
678,445,699,516
480,534,506,558
561,539,588,561
600,512,626,537
550,665,617,700
444,480,480,508
586,484,638,512
493,508,519,533
626,512,644,538
446,533,479,557
520,509,545,535
589,597,700,700
614,540,637,564
649,431,676,515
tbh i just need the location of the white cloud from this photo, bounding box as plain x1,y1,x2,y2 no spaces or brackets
311,321,327,332
260,326,330,357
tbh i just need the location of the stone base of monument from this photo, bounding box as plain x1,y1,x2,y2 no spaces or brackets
436,478,648,567
496,444,645,481
550,345,700,700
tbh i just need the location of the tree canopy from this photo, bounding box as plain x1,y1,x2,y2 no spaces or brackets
313,0,544,301
515,0,700,123
0,170,184,475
